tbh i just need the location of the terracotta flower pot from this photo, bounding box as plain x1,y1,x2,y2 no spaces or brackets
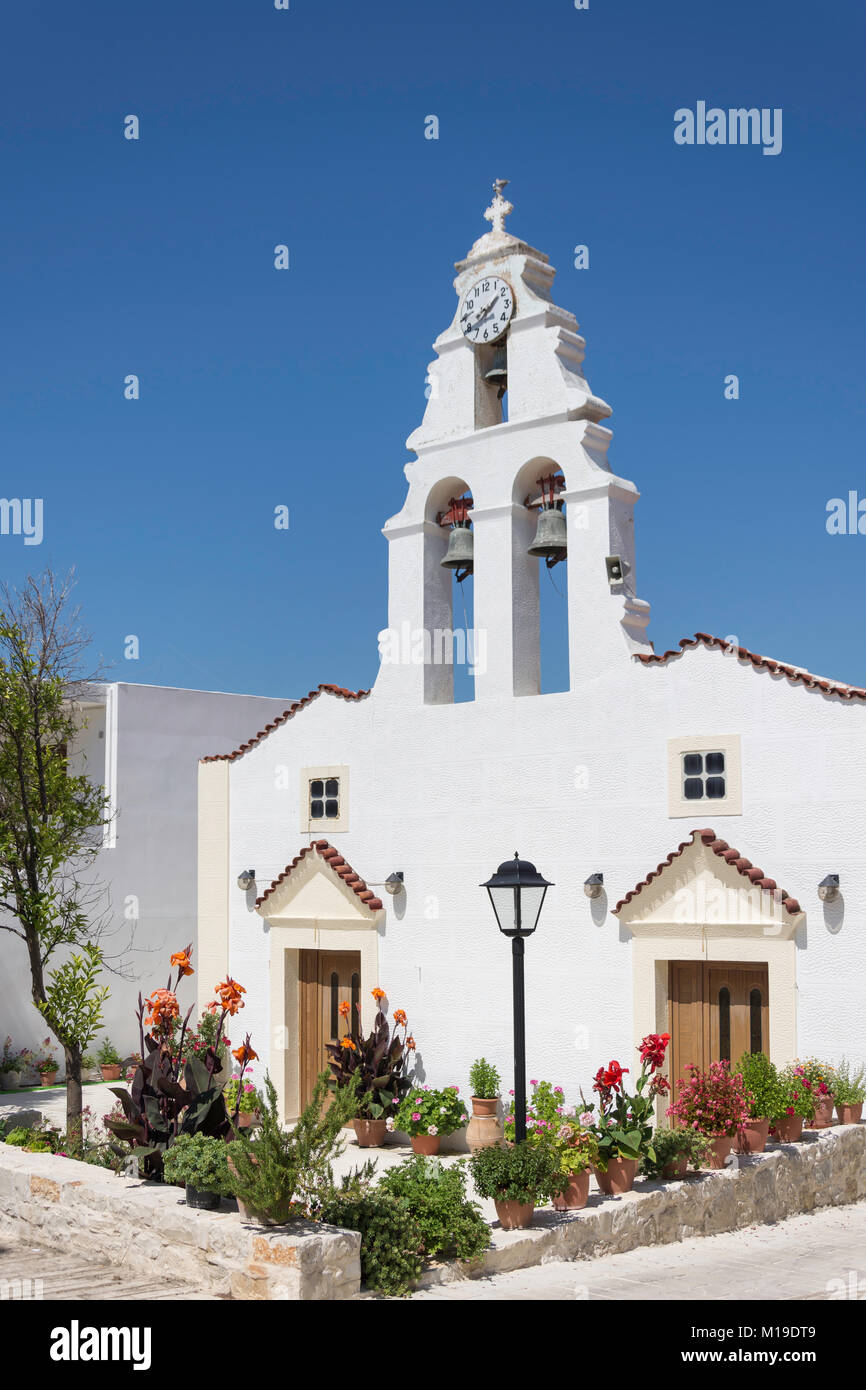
810,1096,834,1129
237,1111,259,1130
734,1117,771,1155
471,1096,498,1117
836,1102,863,1125
352,1117,387,1147
100,1064,122,1081
703,1135,734,1169
411,1133,441,1156
553,1169,591,1210
39,1072,58,1087
661,1153,689,1180
494,1199,535,1230
592,1157,638,1195
773,1114,804,1143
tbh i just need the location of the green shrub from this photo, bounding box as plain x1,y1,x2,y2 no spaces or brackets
394,1085,467,1137
378,1156,489,1262
96,1037,122,1067
640,1127,712,1178
469,1058,501,1100
318,1189,423,1297
833,1059,866,1106
736,1051,782,1119
469,1140,561,1204
3,1126,32,1147
163,1133,231,1195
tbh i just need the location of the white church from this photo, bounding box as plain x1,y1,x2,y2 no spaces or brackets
197,184,864,1124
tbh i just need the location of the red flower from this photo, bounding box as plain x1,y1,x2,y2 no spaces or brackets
602,1060,628,1090
638,1032,671,1073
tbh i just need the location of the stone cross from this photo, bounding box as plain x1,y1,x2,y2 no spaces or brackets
484,179,513,235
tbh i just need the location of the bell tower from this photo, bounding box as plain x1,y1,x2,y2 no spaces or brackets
378,182,652,707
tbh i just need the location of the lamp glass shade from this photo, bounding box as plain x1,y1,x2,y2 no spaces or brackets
482,855,552,937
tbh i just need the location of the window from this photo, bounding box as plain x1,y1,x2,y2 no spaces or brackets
667,735,742,817
682,750,726,801
300,765,349,832
310,776,340,822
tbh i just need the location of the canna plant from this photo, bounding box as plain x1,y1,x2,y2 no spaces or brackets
325,989,414,1121
103,946,257,1177
581,1033,672,1170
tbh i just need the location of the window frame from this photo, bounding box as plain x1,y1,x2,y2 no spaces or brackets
300,764,350,833
666,734,742,818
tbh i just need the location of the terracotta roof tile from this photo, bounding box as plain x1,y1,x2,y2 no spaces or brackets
613,827,802,916
636,633,866,702
201,684,370,762
255,839,383,912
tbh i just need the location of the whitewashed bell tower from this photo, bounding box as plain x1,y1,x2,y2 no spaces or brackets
378,182,652,706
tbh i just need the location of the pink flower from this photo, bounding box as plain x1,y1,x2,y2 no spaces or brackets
411,1112,421,1122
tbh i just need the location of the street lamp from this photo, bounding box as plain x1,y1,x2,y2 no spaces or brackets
481,852,553,1144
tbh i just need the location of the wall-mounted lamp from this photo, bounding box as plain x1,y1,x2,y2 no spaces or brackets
237,869,256,892
584,872,604,899
818,874,840,903
384,872,404,895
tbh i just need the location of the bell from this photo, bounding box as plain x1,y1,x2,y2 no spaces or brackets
527,501,567,567
440,520,474,580
483,343,508,399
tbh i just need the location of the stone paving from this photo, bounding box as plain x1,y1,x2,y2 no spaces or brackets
0,1235,215,1301
413,1199,866,1300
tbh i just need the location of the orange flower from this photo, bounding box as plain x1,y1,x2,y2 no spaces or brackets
170,949,194,977
232,1038,258,1065
371,987,386,1002
144,988,180,1029
393,1009,407,1027
340,1037,357,1051
406,1035,416,1051
213,977,246,1016
338,1000,351,1017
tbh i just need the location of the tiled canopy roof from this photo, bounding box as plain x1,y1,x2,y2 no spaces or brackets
636,633,866,702
201,685,369,763
613,827,802,917
255,839,383,912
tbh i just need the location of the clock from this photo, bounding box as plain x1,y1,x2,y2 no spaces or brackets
459,275,514,344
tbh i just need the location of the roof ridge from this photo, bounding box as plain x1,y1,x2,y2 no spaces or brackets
201,684,370,762
635,633,866,701
255,838,383,912
613,826,801,916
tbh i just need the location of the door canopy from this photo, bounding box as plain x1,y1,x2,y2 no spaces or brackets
255,840,383,923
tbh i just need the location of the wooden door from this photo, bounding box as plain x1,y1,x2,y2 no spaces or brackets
299,950,361,1112
668,961,769,1107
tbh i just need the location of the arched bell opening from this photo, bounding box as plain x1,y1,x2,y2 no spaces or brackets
474,337,508,428
515,461,569,695
421,477,476,705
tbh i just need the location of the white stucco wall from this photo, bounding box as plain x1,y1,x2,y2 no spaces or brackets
3,683,292,1059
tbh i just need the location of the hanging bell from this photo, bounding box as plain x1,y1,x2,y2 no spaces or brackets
440,520,474,580
483,342,508,399
527,501,567,568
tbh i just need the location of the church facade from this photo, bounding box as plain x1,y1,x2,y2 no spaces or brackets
197,186,864,1123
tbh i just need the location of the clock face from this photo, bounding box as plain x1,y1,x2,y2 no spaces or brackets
459,275,514,344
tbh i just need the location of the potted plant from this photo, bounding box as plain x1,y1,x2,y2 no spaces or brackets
796,1058,836,1128
833,1058,865,1125
768,1063,816,1142
35,1039,60,1087
734,1051,780,1154
163,1132,232,1211
666,1059,750,1167
640,1126,713,1180
326,992,414,1148
584,1033,672,1194
504,1080,598,1209
469,1139,561,1229
224,1073,263,1128
467,1057,502,1153
0,1038,28,1092
97,1037,123,1082
394,1085,468,1155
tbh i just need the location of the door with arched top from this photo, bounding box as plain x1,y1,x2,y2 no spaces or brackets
668,961,769,1108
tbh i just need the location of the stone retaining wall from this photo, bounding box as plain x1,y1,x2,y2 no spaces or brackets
420,1124,866,1288
2,1125,863,1298
0,1146,360,1300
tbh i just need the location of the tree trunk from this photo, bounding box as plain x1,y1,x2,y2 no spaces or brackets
65,1043,83,1142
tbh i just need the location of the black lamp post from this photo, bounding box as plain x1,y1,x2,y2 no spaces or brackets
481,852,553,1144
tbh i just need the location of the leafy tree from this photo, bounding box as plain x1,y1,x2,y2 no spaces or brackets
0,569,111,1134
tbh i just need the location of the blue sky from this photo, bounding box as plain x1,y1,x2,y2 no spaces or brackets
1,0,864,697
